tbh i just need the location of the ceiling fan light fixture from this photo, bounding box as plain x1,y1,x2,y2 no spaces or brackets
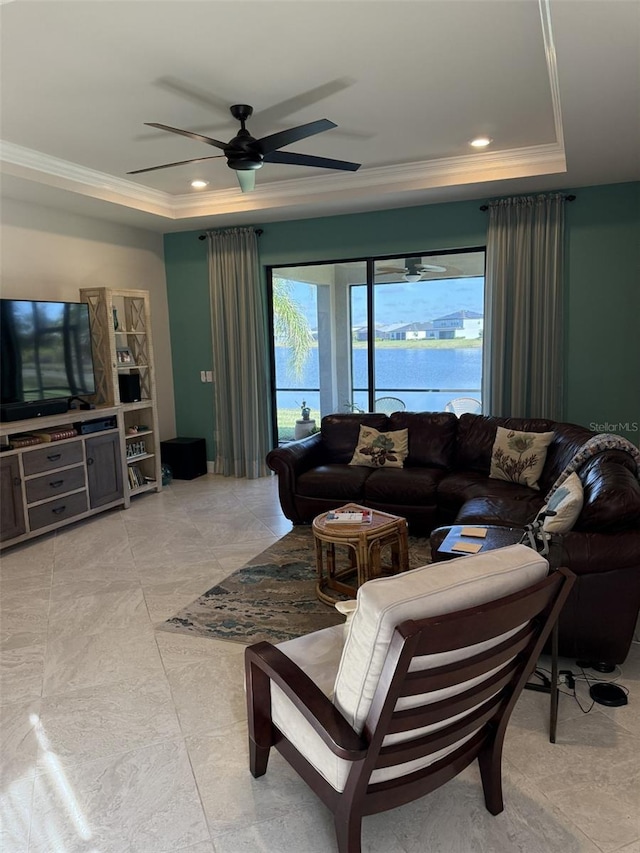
470,136,493,148
404,273,422,282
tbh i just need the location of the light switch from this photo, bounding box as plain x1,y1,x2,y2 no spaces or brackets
200,370,206,382
206,371,213,383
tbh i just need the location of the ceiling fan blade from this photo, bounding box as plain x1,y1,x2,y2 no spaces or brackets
144,123,227,150
255,78,353,126
236,170,256,193
263,150,361,172
377,267,408,274
256,119,337,155
154,76,233,116
127,154,225,175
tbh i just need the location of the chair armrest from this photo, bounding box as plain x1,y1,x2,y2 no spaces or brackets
245,641,367,759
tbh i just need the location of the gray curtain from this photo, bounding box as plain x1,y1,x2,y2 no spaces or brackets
207,227,271,478
483,193,566,420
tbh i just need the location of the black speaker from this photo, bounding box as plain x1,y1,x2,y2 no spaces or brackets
118,373,141,403
161,437,207,480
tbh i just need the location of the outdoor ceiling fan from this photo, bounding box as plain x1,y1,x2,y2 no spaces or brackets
128,103,361,192
377,258,460,282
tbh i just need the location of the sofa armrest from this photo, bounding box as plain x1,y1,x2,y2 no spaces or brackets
576,454,640,533
266,433,327,523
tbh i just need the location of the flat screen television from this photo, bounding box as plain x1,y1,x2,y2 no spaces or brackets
0,298,96,421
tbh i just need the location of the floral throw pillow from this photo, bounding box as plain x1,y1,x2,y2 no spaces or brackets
349,426,409,468
489,427,554,490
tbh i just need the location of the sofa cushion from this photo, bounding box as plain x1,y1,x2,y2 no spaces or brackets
489,427,554,490
437,470,542,518
389,411,458,468
454,495,546,529
349,425,409,468
321,414,390,463
333,544,549,735
296,464,373,500
364,466,445,506
540,472,584,533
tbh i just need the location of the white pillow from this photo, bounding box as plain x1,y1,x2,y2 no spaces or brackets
489,427,554,490
541,472,584,533
333,544,549,734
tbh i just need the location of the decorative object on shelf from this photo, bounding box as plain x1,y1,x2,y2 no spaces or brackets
112,308,119,331
116,347,133,364
126,440,147,459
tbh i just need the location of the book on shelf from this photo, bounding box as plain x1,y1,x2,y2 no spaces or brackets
128,465,145,488
29,427,78,442
325,509,372,524
10,434,45,448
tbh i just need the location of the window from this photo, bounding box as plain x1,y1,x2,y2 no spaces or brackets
268,249,485,444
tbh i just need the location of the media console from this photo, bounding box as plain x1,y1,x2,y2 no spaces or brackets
0,406,128,549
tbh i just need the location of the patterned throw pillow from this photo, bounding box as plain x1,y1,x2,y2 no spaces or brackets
489,427,554,490
349,426,409,468
540,472,584,532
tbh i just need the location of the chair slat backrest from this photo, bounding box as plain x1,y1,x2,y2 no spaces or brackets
359,569,570,789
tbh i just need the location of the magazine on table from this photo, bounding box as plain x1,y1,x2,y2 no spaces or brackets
326,509,372,524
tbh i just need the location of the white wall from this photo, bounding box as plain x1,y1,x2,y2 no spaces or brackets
0,197,176,439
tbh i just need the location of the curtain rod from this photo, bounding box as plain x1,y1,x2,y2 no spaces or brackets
479,194,576,211
198,228,263,240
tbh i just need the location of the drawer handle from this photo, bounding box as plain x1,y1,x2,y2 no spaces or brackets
47,453,62,462
52,505,67,515
49,480,64,488
13,476,21,486
87,457,94,466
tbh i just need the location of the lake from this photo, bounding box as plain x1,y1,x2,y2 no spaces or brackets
275,346,482,413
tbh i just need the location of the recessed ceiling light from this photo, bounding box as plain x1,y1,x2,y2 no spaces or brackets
470,137,492,148
191,180,209,189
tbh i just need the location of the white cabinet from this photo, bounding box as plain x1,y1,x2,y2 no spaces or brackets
80,288,161,498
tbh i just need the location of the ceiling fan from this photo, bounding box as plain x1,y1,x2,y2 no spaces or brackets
128,104,361,192
377,258,460,282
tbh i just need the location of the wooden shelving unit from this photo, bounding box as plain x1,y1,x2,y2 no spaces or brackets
80,287,162,498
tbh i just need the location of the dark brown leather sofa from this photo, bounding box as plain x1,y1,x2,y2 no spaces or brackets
266,411,640,665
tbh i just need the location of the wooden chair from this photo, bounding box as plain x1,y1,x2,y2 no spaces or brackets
245,545,574,853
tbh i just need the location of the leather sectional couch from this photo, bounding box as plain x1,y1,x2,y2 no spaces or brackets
266,411,640,665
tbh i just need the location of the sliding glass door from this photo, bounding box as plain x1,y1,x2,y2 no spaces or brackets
269,250,485,443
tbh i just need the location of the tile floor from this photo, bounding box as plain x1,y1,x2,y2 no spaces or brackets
1,473,639,853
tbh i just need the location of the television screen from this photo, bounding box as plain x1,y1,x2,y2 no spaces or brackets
0,299,96,406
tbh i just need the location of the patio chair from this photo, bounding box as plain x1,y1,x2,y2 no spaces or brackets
374,396,406,414
445,396,482,415
245,545,575,853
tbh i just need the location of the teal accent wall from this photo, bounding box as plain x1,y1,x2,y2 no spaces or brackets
564,183,640,444
163,182,640,456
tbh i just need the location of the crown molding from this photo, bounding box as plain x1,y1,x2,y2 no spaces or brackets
1,138,566,222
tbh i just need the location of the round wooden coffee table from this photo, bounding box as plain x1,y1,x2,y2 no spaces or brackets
312,503,409,605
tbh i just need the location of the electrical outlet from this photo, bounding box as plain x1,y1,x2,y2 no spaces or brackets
206,371,213,383
200,370,206,383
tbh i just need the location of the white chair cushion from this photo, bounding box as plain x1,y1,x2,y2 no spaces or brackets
270,545,549,793
334,544,549,733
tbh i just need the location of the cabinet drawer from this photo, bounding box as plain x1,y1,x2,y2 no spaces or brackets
28,491,88,531
25,465,86,505
23,441,84,476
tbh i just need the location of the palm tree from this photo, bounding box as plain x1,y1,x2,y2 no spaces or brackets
272,278,313,379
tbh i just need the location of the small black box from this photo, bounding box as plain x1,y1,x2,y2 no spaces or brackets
118,373,141,403
160,437,207,480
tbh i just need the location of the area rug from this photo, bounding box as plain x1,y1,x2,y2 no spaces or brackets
158,525,432,645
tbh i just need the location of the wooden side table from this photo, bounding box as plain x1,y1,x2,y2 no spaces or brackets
312,503,409,605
